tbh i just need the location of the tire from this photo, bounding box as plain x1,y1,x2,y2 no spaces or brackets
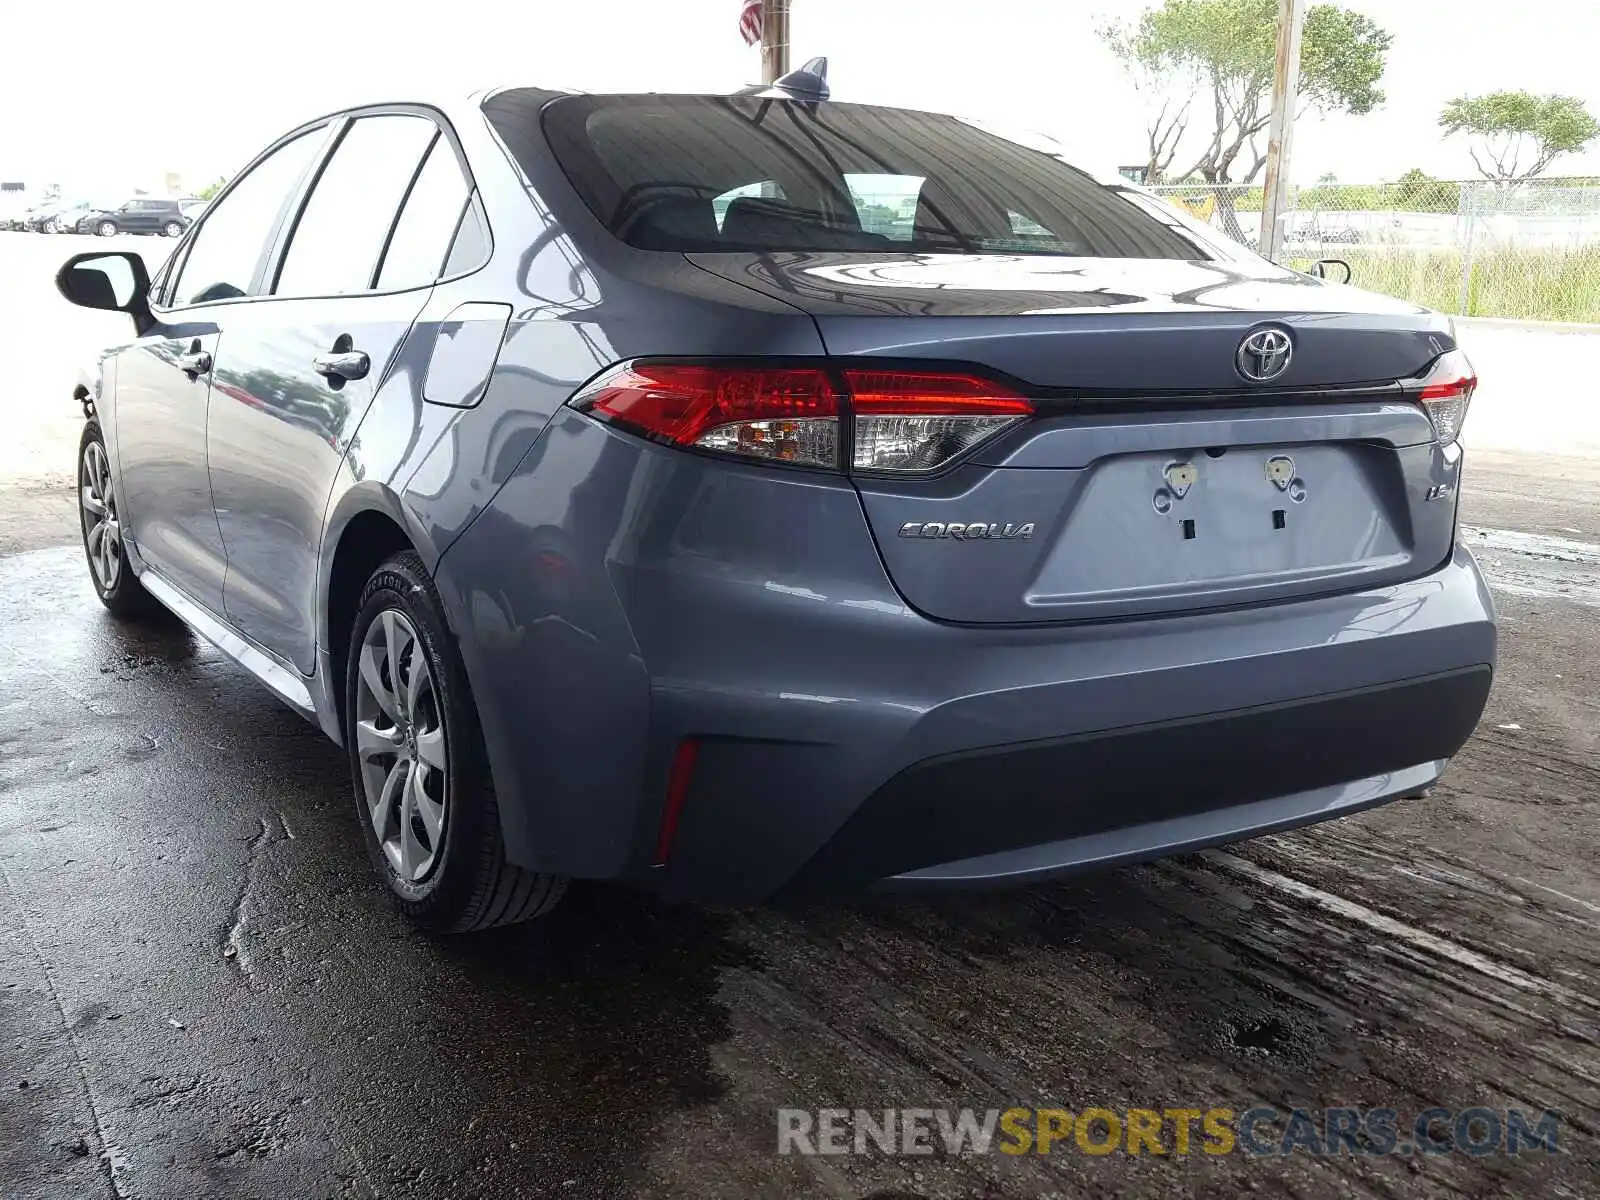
97,220,116,237
345,550,565,932
162,221,182,237
78,421,155,616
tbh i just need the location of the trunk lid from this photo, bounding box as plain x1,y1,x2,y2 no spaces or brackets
687,252,1453,389
690,252,1459,624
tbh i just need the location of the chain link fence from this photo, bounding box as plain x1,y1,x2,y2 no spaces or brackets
1150,178,1600,324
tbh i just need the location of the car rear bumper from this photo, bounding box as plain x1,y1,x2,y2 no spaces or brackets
787,665,1487,895
434,423,1495,901
649,556,1493,902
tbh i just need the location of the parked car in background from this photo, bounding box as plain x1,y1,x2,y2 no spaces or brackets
29,200,105,233
53,82,1494,933
46,202,104,233
7,199,59,232
0,190,45,230
22,204,62,233
0,190,25,230
89,196,201,237
1286,218,1362,246
72,205,114,234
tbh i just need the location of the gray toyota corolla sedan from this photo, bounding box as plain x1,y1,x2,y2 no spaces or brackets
56,79,1495,932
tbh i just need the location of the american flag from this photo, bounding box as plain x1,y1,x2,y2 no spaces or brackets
739,0,763,46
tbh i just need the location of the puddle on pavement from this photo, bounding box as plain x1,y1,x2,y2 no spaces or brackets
1462,525,1600,607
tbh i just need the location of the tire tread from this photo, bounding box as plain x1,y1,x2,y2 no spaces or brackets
451,785,565,932
78,421,157,618
347,550,564,934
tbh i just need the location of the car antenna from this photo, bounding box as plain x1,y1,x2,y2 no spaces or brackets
733,56,829,103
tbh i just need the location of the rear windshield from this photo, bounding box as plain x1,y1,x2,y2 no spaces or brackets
503,94,1205,259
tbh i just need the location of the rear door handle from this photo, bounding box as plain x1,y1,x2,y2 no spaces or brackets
313,351,370,381
177,350,212,377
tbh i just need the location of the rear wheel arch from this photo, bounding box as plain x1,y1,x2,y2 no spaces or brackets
344,549,566,930
318,487,516,836
323,502,424,735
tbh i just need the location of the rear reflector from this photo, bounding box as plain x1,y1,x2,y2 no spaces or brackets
570,361,1032,474
651,739,700,867
1407,349,1476,444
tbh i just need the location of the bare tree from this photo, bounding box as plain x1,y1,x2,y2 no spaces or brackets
1098,17,1196,184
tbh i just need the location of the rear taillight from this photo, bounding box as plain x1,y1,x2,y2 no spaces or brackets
569,362,839,467
1406,349,1476,444
844,369,1032,473
568,362,1032,474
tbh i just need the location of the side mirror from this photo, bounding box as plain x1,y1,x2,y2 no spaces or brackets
1310,258,1352,285
56,251,153,332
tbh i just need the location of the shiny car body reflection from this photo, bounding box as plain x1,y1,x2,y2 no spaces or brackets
57,84,1494,932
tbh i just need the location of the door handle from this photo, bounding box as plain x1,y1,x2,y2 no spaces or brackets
313,350,370,381
177,349,212,377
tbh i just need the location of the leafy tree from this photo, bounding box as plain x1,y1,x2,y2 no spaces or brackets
1392,168,1457,214
1102,0,1392,239
855,203,899,235
1102,0,1390,186
1439,92,1600,184
196,176,228,202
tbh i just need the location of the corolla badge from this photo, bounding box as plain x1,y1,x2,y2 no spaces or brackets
898,521,1036,540
1236,327,1294,383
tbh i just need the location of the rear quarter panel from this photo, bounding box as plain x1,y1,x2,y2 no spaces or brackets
394,91,828,567
387,94,830,869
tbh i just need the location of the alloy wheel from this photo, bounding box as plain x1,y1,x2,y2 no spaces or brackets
80,440,121,592
353,609,449,883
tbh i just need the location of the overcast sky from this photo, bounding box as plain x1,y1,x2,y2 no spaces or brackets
5,0,1599,199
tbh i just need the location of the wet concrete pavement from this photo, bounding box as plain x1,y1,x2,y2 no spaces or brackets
0,545,749,1199
5,512,1600,1198
3,233,1599,1198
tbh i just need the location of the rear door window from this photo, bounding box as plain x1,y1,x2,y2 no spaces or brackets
274,114,437,298
515,94,1205,259
374,134,475,290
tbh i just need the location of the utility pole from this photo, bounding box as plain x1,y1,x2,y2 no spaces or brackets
1257,0,1306,261
761,0,791,84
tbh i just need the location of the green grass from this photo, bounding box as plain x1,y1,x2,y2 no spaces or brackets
1286,244,1600,323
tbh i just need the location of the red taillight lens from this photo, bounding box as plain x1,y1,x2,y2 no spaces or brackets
570,362,839,467
841,370,1035,417
1408,349,1476,444
844,369,1032,473
569,361,1033,473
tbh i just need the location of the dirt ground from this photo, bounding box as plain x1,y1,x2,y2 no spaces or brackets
1,231,1596,1198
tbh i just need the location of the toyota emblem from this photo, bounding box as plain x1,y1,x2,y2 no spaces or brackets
1236,327,1294,383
